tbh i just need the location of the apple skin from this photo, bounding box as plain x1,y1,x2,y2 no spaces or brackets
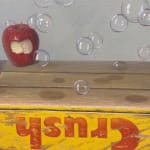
2,24,39,67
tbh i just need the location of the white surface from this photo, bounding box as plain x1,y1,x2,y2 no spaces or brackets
0,0,150,61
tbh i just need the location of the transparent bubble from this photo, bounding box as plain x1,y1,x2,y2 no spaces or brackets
76,37,94,55
27,13,52,33
34,49,50,67
33,0,53,8
110,14,128,32
27,14,37,29
88,32,103,49
76,32,103,55
74,80,90,95
138,8,150,25
0,20,16,31
137,45,150,61
112,61,127,70
55,0,74,6
36,13,52,33
4,20,16,27
121,0,149,23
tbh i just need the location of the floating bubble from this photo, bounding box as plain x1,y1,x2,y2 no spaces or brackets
34,49,50,67
137,45,150,61
76,37,94,55
5,20,16,27
74,80,90,95
27,14,37,29
138,8,150,25
33,0,53,8
0,20,16,31
36,13,52,33
55,0,74,6
121,0,149,23
110,14,128,32
76,32,103,55
27,13,52,33
88,32,103,49
112,61,127,70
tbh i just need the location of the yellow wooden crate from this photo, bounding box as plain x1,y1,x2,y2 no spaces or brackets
0,61,150,150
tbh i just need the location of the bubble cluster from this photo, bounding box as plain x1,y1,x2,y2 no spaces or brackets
28,13,52,33
121,0,149,23
109,0,150,61
76,32,103,55
110,0,150,32
2,0,150,97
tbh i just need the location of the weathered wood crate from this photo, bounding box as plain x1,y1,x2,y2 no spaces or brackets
0,61,150,150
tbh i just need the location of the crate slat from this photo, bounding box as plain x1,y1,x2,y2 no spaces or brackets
0,87,149,113
1,60,150,73
1,72,150,89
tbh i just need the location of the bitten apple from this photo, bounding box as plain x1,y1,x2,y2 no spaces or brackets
2,24,39,66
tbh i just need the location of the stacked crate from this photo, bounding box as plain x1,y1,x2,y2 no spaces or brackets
0,61,149,150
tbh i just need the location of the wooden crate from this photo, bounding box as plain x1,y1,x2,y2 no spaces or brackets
0,61,150,150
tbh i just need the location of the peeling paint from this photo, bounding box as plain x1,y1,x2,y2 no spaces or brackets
0,111,149,150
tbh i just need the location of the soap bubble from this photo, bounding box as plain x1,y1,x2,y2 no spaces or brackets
137,45,150,61
28,13,52,33
0,20,16,31
112,61,127,70
110,14,128,32
36,13,52,33
76,37,94,55
33,0,53,8
74,80,90,95
34,49,50,67
0,20,16,30
88,32,103,49
76,32,103,55
55,0,74,6
121,0,149,23
27,14,37,29
138,8,150,25
4,20,16,27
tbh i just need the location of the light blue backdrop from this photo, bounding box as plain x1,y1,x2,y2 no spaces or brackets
0,0,150,61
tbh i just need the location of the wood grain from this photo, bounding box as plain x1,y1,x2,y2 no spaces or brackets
1,72,150,89
1,60,150,73
0,61,150,113
0,87,149,113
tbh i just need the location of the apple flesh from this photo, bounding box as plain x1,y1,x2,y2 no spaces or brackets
2,24,39,67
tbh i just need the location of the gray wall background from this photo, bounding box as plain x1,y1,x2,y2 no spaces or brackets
0,0,150,61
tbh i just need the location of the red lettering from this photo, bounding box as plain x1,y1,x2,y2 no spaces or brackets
15,116,140,150
16,117,41,149
111,118,140,150
44,117,61,137
64,117,87,137
91,118,107,138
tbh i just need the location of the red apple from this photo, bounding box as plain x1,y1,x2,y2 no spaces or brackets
2,24,39,66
